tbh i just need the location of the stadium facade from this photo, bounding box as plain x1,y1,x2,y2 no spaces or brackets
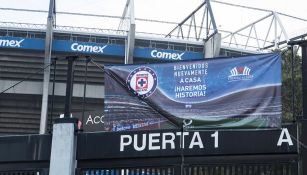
1,0,307,175
0,25,255,135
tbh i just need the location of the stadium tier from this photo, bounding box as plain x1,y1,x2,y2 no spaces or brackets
0,27,256,135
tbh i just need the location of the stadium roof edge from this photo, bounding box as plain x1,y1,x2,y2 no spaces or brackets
0,21,262,54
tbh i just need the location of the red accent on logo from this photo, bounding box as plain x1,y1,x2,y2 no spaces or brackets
238,67,244,74
135,74,148,91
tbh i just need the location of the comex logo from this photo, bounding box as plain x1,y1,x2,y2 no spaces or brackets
71,43,107,54
228,66,253,81
151,50,184,60
0,39,24,48
126,67,158,98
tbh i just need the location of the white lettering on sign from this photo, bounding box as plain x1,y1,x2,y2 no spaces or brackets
277,128,294,146
119,131,219,152
0,39,24,48
149,133,161,150
162,132,175,149
150,50,184,60
120,135,132,152
85,115,104,125
71,43,107,53
134,134,146,151
189,132,204,149
211,131,219,148
176,131,189,148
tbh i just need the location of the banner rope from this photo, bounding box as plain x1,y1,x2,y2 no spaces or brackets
0,57,66,95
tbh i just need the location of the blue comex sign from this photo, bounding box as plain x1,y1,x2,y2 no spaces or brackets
0,36,204,60
71,43,107,53
0,36,45,50
0,36,125,56
0,38,25,48
134,47,203,61
53,40,125,56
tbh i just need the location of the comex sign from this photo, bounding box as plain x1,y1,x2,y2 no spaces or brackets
71,43,107,54
0,36,205,60
150,49,185,60
0,39,24,48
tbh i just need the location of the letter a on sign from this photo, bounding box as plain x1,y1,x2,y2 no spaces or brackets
277,128,294,146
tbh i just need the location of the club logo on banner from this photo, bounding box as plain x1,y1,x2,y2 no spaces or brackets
126,67,158,98
228,66,253,82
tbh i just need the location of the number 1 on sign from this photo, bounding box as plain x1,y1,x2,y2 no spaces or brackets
211,131,219,148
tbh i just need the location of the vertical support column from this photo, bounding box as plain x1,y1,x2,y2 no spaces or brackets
274,13,278,50
204,33,221,58
64,56,77,118
125,0,135,64
49,56,78,175
40,0,55,134
300,42,307,175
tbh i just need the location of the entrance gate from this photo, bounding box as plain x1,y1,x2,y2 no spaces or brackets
0,105,301,175
75,124,298,175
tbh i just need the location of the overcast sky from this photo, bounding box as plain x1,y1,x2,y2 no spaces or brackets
0,0,306,46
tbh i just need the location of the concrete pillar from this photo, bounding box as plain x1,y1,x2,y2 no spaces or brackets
204,33,221,58
49,119,77,175
40,0,55,134
125,0,135,64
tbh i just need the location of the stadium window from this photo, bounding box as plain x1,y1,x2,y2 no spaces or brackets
149,41,156,48
110,39,117,44
187,45,194,52
168,44,174,50
6,31,14,37
135,40,149,47
156,42,168,49
194,46,204,52
96,37,109,44
89,36,96,43
116,39,125,45
0,30,7,37
71,35,78,42
173,44,186,51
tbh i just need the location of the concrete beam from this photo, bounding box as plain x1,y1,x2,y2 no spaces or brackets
204,33,222,58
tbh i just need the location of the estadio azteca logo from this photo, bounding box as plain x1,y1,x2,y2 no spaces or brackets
127,67,158,98
228,66,253,81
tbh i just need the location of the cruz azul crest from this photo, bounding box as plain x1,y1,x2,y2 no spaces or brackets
126,67,158,98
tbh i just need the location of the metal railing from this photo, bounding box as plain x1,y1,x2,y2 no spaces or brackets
77,162,297,175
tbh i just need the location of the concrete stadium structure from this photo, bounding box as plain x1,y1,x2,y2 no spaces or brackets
1,1,307,175
0,0,269,135
0,0,306,136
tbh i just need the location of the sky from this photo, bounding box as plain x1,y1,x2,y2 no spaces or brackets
0,0,306,49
